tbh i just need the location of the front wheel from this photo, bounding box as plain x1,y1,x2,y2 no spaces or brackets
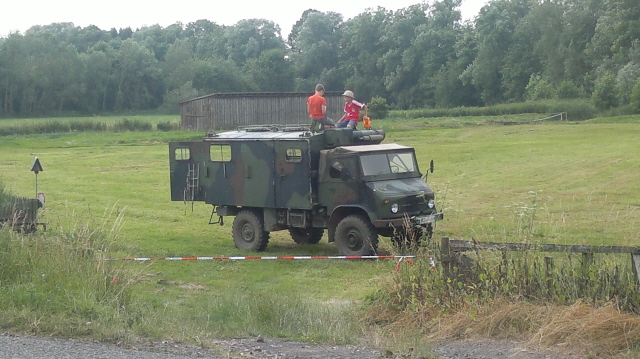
334,215,378,256
289,227,324,244
232,210,269,251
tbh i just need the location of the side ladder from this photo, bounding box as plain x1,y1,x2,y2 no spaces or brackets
183,163,199,211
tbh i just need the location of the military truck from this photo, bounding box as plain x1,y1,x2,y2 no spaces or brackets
169,125,443,255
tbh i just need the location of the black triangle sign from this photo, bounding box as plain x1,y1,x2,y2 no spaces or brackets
30,157,44,174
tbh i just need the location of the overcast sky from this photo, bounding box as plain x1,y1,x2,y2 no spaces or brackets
1,0,488,39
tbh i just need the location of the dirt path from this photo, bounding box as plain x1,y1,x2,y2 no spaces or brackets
1,333,579,358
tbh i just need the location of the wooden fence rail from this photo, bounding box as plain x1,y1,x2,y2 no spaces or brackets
440,237,640,286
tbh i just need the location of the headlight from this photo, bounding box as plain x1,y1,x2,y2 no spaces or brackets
391,203,399,214
428,199,435,209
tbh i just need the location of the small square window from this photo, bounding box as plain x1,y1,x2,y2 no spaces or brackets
175,148,190,161
210,144,232,162
285,148,302,163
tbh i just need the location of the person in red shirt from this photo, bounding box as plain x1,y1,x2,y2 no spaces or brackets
336,90,367,129
307,84,334,131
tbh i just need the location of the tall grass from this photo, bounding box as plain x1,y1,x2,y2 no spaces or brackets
0,206,137,338
131,292,360,344
367,225,640,356
381,245,640,313
0,187,364,344
0,181,12,205
0,118,179,136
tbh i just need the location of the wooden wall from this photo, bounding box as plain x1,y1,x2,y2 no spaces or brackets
180,93,345,132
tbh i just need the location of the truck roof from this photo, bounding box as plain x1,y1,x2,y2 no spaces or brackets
204,130,306,140
204,127,308,141
200,126,387,147
332,143,412,153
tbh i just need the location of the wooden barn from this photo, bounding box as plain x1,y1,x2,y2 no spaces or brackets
180,92,345,131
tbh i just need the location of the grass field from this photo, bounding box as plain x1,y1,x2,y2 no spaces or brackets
0,115,179,127
1,115,639,353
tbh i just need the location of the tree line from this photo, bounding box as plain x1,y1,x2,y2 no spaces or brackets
1,0,639,118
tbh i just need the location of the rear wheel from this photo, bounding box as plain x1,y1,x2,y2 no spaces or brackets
335,215,378,256
289,227,324,244
232,210,269,251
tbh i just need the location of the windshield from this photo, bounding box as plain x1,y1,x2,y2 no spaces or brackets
360,152,417,176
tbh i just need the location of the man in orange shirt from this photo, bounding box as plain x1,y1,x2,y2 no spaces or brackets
307,84,334,131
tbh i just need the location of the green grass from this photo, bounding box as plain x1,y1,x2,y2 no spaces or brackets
0,115,179,127
388,99,596,121
1,115,640,352
0,115,181,136
376,119,640,246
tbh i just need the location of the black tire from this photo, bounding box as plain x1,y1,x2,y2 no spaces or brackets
335,215,378,256
289,227,324,244
232,210,269,251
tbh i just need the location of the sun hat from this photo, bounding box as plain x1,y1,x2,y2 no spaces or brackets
342,90,354,98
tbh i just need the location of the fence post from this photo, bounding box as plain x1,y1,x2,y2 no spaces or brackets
580,252,594,293
544,256,554,297
441,237,451,277
631,254,640,287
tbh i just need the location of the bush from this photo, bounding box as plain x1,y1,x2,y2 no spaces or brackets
157,121,180,131
526,74,556,101
70,120,107,132
556,80,583,99
630,79,640,113
112,118,153,132
592,73,619,111
616,61,640,105
367,97,390,120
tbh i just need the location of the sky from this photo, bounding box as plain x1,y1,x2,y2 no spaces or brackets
1,0,489,39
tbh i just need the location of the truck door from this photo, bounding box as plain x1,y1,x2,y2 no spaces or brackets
169,141,208,202
274,140,312,210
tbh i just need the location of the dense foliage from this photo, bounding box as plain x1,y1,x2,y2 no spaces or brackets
1,0,640,117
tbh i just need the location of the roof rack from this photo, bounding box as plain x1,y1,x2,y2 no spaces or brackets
239,124,310,132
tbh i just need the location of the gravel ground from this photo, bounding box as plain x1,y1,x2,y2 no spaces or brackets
0,333,578,359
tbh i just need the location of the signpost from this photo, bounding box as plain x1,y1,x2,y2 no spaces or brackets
30,157,43,199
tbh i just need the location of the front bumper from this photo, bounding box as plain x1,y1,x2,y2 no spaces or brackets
373,212,443,228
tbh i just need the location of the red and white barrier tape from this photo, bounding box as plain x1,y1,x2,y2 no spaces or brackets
105,255,417,262
102,254,438,271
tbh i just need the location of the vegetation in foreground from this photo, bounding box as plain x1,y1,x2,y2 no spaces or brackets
1,116,639,357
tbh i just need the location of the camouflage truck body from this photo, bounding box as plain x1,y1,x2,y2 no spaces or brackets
169,125,443,255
